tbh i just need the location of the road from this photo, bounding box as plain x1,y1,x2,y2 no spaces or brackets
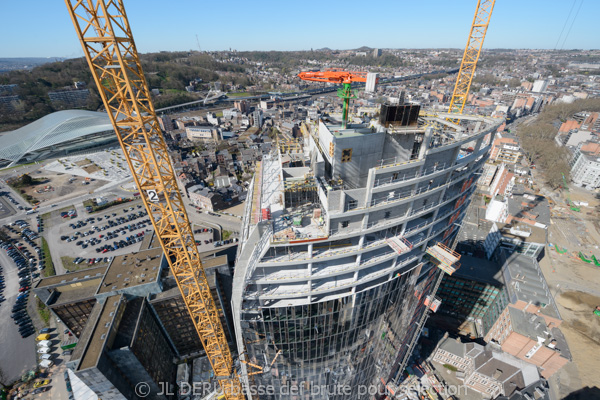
0,242,37,383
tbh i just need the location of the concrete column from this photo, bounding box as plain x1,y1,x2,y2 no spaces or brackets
418,127,434,159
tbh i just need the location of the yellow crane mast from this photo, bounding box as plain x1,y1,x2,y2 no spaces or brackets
64,1,243,399
448,0,496,115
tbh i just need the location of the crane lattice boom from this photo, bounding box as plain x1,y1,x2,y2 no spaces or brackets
298,69,373,129
64,1,243,399
297,69,368,84
448,0,496,116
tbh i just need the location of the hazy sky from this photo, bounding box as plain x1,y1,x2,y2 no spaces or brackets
0,0,596,58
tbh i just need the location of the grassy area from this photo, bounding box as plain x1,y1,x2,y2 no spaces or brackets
83,199,94,209
443,364,458,372
0,161,37,171
55,204,76,215
61,256,109,272
83,197,133,213
40,212,50,222
40,237,55,277
36,298,50,326
222,230,233,240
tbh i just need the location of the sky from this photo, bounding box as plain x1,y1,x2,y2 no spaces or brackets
0,0,597,58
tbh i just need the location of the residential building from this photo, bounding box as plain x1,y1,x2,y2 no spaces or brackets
431,336,549,399
232,112,501,399
490,136,522,165
480,162,499,186
48,88,90,108
531,79,548,93
485,197,509,224
570,141,600,189
157,115,174,132
485,302,570,378
479,252,571,379
188,185,224,212
186,126,218,142
488,163,514,197
252,109,263,128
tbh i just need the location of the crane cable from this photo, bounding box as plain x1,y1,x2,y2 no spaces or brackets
553,0,577,50
559,0,584,50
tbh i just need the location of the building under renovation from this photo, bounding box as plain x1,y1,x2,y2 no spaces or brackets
232,106,503,399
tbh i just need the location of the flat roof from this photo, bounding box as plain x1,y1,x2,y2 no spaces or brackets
199,253,228,270
139,229,156,250
508,306,571,360
324,122,376,138
49,279,101,306
508,185,551,226
496,222,547,244
35,266,107,289
78,294,123,371
96,248,162,295
503,253,560,320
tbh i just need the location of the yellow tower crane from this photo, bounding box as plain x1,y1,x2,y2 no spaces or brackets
448,0,496,116
64,1,244,399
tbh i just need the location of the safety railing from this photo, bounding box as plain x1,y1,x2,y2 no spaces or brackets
373,163,448,188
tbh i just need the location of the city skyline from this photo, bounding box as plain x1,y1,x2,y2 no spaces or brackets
0,0,596,58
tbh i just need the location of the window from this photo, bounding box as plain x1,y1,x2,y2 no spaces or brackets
392,172,399,180
341,148,352,163
341,221,349,228
348,200,358,210
384,211,391,219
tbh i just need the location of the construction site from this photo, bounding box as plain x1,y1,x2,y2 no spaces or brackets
23,0,580,399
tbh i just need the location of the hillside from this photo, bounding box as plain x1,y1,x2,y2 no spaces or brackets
0,51,251,132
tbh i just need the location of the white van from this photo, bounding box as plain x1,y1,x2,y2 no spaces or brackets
37,340,51,347
37,347,51,354
39,354,53,360
39,359,54,368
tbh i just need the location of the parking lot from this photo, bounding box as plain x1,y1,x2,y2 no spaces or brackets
58,205,149,257
0,238,37,383
8,327,74,399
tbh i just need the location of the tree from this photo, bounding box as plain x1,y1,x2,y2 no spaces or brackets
20,174,33,186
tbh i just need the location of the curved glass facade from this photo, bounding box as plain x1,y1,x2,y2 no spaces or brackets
241,265,438,399
0,110,114,165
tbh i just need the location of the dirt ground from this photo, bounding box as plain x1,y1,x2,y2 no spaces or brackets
554,291,600,396
0,168,108,205
534,178,600,396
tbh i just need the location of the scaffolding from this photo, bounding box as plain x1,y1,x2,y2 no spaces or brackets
386,236,413,255
426,242,461,275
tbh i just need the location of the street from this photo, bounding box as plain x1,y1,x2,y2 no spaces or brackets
0,239,37,384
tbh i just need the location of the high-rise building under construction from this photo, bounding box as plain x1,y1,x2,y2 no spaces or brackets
232,107,502,399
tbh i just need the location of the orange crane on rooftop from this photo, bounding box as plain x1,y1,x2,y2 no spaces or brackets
298,69,376,129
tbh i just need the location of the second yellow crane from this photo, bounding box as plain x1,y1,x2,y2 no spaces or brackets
448,0,496,116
